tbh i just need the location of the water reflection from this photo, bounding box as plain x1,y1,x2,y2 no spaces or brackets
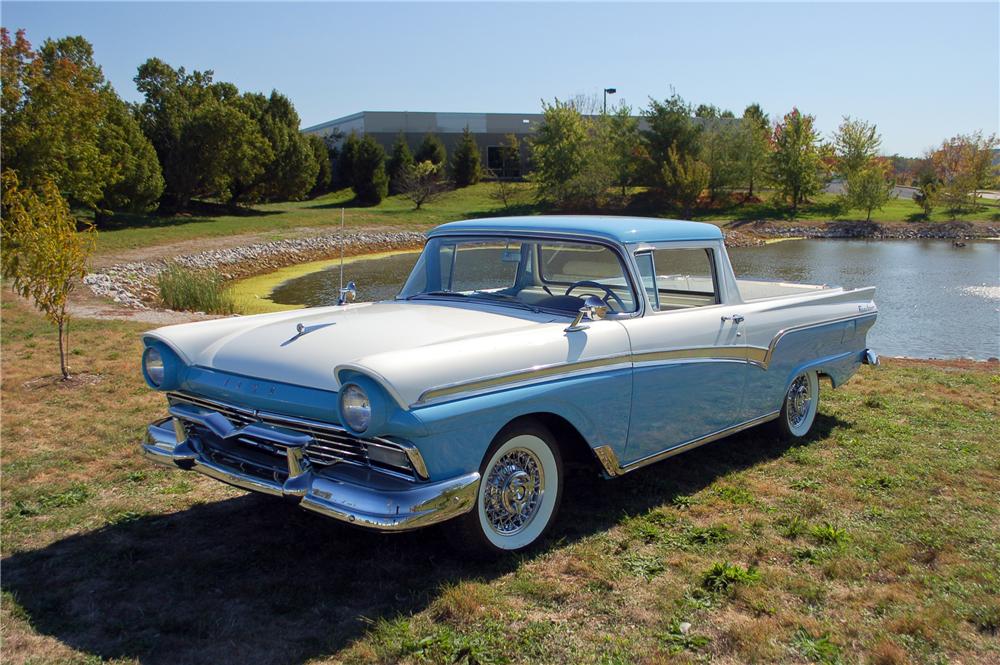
267,240,999,360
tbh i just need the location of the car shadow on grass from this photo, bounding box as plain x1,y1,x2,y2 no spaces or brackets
1,413,847,665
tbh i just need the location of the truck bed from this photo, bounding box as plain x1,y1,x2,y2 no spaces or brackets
736,278,831,301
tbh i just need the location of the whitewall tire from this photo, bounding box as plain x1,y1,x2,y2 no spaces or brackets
449,421,563,556
777,370,820,439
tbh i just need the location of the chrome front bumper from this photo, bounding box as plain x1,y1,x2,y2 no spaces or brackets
142,418,480,531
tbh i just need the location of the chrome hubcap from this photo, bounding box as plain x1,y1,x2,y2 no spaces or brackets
786,375,812,428
484,447,544,535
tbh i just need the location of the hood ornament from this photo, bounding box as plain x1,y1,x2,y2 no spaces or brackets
338,281,357,306
296,323,305,335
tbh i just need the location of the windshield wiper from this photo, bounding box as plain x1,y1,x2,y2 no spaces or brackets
405,290,468,301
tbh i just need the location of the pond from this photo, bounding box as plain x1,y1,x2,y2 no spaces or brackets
264,239,1000,360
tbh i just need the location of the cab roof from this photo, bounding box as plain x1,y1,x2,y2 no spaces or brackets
428,216,724,244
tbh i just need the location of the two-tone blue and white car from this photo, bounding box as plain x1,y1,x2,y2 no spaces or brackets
140,217,878,554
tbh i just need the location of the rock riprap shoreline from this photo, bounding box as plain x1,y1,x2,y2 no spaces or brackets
85,231,426,309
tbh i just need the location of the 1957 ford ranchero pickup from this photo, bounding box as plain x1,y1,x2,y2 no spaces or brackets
140,216,878,554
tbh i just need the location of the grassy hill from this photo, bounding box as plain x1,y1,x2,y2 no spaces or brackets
90,184,1000,256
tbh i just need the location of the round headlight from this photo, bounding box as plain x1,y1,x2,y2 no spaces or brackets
339,383,371,433
144,347,164,387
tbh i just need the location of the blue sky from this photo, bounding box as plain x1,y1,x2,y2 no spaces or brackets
3,2,997,156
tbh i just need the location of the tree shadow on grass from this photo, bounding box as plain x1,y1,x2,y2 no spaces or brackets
1,413,848,665
95,201,283,231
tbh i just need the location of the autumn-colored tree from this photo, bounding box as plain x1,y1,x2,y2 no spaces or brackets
769,108,824,214
662,144,709,217
930,132,999,214
450,126,482,188
2,30,163,217
1,170,96,379
399,161,446,209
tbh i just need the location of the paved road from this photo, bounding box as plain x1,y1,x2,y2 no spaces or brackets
824,180,1000,201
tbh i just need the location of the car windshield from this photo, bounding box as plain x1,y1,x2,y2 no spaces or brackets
398,236,638,314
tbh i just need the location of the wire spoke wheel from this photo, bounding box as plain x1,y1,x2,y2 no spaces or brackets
779,370,819,439
483,447,544,536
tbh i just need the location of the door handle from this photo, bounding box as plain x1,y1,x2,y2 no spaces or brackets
721,314,745,324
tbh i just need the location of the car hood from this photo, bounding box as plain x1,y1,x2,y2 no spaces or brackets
146,301,561,394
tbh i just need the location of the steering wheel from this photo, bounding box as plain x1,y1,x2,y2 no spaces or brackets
564,280,626,312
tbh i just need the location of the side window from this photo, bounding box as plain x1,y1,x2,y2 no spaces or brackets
634,252,660,311
650,248,719,310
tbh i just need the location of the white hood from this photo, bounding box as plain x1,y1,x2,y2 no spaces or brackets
147,300,631,407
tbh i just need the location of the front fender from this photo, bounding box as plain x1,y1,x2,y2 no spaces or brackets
405,368,632,479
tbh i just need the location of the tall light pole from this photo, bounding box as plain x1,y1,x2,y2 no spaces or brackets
603,87,617,114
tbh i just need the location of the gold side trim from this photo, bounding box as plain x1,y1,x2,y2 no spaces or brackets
593,410,780,477
414,314,876,407
415,354,631,405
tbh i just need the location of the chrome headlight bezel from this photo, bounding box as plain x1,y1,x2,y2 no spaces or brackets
143,346,165,387
339,383,372,433
141,340,183,391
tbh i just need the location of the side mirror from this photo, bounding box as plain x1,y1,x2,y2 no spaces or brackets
565,295,608,332
337,281,357,306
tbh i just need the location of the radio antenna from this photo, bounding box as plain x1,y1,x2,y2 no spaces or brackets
339,207,345,293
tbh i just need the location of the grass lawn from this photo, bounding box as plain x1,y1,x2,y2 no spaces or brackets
2,296,998,664
90,184,999,258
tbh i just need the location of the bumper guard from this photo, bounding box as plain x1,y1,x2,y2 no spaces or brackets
142,418,479,531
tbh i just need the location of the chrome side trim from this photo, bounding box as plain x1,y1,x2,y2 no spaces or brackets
142,418,479,532
593,410,780,477
755,313,877,369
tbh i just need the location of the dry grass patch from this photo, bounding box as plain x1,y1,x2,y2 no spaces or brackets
2,296,999,664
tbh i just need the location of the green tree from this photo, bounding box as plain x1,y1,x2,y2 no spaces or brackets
415,133,447,167
489,134,522,210
337,131,361,188
833,116,882,177
1,170,96,379
97,96,165,216
529,99,611,208
700,116,741,202
736,103,771,199
234,91,318,203
843,162,894,221
351,134,388,205
769,108,823,214
662,145,709,217
386,132,414,194
399,161,446,209
450,126,482,188
306,134,332,196
1,30,117,209
642,92,702,191
134,57,272,209
607,104,643,200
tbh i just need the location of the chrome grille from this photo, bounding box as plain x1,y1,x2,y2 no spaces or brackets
166,392,418,479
